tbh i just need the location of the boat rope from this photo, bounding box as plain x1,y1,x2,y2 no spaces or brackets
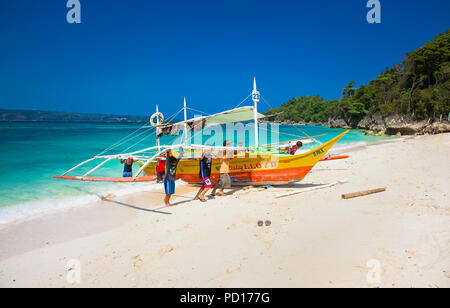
259,94,311,139
291,124,310,138
96,122,149,156
164,107,185,124
260,95,275,109
104,126,155,155
121,128,157,153
234,93,252,109
96,107,184,157
186,107,210,116
258,123,307,140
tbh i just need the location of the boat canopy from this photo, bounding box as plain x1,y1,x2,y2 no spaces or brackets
158,106,265,128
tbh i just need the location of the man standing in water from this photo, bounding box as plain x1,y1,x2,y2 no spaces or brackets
164,148,184,207
120,157,136,177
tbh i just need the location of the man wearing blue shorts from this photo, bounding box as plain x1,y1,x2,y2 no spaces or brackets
164,148,184,207
120,157,136,177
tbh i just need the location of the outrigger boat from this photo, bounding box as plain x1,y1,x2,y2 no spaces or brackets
53,79,349,185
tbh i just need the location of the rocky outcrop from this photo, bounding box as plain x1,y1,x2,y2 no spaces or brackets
356,112,450,135
384,116,429,135
357,112,386,134
424,121,450,134
328,117,351,129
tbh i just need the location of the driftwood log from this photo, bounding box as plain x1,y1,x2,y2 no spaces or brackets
342,188,386,199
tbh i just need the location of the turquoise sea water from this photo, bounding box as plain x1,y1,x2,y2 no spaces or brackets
0,122,390,223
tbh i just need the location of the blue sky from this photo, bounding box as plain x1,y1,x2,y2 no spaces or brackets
0,0,449,117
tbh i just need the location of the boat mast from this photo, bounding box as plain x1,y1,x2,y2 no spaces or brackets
252,77,260,147
183,97,189,145
156,104,161,151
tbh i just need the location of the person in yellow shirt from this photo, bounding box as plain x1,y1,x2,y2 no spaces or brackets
211,140,232,196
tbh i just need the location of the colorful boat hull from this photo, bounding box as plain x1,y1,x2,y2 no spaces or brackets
143,130,349,185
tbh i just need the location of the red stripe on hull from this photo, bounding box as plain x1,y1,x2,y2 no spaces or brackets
146,165,313,185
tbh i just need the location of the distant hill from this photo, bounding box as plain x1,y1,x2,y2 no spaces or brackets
0,109,150,123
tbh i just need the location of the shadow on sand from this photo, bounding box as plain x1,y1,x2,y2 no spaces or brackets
102,198,172,215
102,183,321,214
273,182,326,189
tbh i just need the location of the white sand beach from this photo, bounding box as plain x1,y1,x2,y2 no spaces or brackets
0,133,449,288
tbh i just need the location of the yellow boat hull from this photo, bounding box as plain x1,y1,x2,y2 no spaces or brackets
144,130,349,185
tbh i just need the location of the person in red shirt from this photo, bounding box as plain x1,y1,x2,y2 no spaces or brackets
156,154,166,183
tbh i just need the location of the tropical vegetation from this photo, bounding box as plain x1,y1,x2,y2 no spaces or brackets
265,29,450,126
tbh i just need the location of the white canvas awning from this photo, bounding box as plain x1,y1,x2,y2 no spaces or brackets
158,106,265,128
203,106,265,126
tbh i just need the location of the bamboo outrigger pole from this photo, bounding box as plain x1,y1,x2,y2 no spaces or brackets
83,158,114,177
62,157,97,176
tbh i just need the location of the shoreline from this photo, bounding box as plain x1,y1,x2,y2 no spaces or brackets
0,133,449,287
0,136,396,226
0,185,195,260
264,119,450,136
0,181,189,226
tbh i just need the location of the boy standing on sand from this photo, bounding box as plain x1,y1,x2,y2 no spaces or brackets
211,140,232,197
163,148,184,207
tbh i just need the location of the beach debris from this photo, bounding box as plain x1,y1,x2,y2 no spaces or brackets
258,184,273,191
98,193,116,201
257,220,271,226
275,179,349,198
158,245,175,257
342,187,386,199
242,186,254,191
132,255,144,269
